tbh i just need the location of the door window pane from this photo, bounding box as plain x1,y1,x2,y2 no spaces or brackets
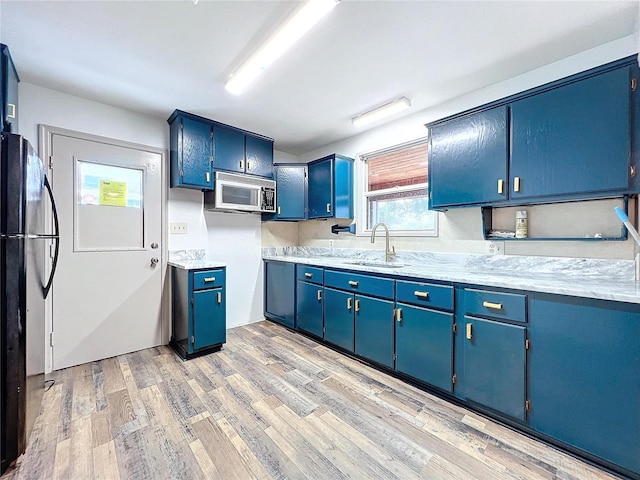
75,160,144,251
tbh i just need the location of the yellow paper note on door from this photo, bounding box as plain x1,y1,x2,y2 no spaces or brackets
99,180,127,207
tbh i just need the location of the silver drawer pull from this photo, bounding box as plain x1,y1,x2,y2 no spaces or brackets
217,292,222,304
396,308,402,322
466,323,473,340
317,290,322,301
204,277,216,283
347,298,352,310
305,273,313,278
414,291,429,299
348,280,359,287
482,301,502,310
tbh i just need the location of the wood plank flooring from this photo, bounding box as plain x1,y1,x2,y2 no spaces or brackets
3,321,622,480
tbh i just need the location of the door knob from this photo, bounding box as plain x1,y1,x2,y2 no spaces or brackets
150,257,159,267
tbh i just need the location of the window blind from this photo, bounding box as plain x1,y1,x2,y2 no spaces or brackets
365,141,428,192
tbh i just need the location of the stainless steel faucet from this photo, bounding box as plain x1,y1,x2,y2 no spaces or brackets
370,223,396,262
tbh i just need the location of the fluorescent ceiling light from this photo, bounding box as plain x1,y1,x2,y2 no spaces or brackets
352,97,412,127
225,0,339,95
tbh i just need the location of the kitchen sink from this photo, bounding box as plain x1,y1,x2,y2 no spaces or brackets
343,260,407,269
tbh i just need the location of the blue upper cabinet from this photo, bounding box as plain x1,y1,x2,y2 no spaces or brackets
169,112,213,190
1,44,19,133
168,109,274,190
510,67,631,200
273,163,307,220
307,154,354,219
213,126,245,174
429,106,508,209
245,135,274,178
213,128,274,178
427,56,639,209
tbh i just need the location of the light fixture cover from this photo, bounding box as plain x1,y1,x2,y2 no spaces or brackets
225,0,339,95
352,97,412,127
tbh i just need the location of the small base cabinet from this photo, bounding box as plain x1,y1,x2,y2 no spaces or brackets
395,280,455,392
171,266,226,360
295,266,324,337
264,260,295,328
457,288,528,421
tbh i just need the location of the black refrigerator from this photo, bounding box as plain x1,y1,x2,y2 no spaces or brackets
0,133,59,473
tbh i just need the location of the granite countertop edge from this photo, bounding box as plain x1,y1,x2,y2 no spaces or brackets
168,259,227,270
262,254,640,305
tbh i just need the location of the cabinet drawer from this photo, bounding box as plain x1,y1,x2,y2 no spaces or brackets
193,269,225,290
464,288,526,323
396,280,453,311
324,270,393,299
297,265,323,284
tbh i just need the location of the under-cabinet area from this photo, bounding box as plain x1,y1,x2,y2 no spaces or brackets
263,257,640,479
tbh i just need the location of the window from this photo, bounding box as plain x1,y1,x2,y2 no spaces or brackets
357,138,437,236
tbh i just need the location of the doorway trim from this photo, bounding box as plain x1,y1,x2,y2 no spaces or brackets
38,124,168,373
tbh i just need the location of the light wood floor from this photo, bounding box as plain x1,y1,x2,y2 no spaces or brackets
3,320,621,480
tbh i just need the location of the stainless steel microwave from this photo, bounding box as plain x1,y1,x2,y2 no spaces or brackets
204,171,276,213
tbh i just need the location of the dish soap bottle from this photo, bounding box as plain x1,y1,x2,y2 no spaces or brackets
515,210,528,238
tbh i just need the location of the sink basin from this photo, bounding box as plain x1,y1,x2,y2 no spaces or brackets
343,260,407,269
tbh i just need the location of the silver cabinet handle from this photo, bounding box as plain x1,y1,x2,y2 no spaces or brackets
396,308,402,322
414,291,429,299
348,280,358,287
305,273,313,278
317,289,322,301
7,103,15,119
204,277,216,283
326,203,331,213
466,323,473,340
206,171,210,183
482,301,502,310
347,298,352,310
217,292,222,304
354,299,360,312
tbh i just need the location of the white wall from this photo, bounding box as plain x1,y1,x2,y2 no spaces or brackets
262,36,639,260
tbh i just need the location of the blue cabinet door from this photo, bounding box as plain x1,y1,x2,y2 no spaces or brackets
354,295,394,367
274,164,307,220
529,294,640,474
213,126,245,174
395,303,453,392
429,106,508,208
296,281,324,337
308,157,333,218
264,261,295,328
324,287,354,351
246,135,273,178
307,155,354,219
1,44,18,133
463,316,526,421
510,67,630,200
171,116,213,189
193,288,226,351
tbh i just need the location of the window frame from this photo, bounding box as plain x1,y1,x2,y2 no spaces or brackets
355,138,438,238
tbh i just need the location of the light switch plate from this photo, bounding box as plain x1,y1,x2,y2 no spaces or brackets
170,222,188,234
485,241,504,255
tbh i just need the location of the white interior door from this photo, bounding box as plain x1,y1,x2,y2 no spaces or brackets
49,132,164,370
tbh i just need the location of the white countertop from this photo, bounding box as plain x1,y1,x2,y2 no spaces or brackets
168,259,227,270
262,250,640,305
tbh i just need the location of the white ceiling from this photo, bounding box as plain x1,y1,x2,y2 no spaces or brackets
1,1,638,155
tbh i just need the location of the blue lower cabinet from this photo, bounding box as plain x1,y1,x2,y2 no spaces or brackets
193,288,226,350
171,266,226,360
529,294,640,475
324,287,355,351
296,281,324,337
354,295,394,368
462,316,526,421
395,303,454,392
264,261,295,328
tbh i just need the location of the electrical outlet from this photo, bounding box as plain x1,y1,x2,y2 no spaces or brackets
170,222,188,234
485,241,504,255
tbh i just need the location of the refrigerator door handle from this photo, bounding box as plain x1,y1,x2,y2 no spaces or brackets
43,175,59,299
